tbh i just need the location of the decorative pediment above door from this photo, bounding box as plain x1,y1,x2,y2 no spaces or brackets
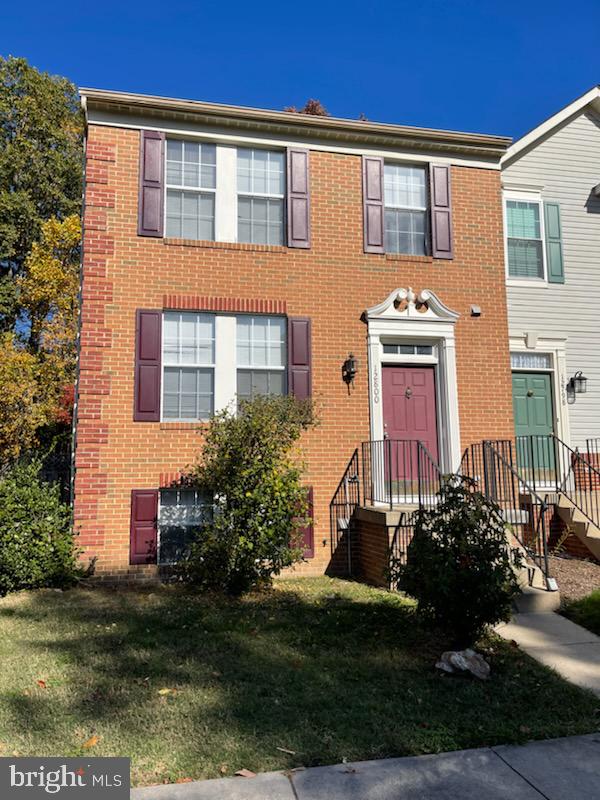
365,287,460,323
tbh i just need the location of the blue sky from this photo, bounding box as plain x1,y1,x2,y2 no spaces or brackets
2,0,599,139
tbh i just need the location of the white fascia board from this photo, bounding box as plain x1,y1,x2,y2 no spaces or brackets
85,108,502,170
502,86,600,165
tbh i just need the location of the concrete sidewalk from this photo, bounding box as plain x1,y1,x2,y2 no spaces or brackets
497,612,600,697
132,734,600,799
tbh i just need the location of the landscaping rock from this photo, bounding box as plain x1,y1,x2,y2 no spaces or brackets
435,649,490,680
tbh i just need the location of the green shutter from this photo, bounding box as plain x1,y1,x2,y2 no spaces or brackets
544,202,564,283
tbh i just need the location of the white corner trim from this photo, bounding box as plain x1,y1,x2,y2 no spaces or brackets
366,288,462,472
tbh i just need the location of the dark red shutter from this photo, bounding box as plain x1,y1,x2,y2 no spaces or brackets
430,165,453,259
362,156,384,253
301,486,315,558
130,489,158,565
138,130,165,237
134,309,161,421
287,148,310,248
288,317,311,399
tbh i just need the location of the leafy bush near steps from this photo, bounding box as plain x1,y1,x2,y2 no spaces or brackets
392,477,522,648
178,394,317,595
0,459,82,596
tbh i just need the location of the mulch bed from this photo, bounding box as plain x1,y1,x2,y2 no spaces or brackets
549,555,600,603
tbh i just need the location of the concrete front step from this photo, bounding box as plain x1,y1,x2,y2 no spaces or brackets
556,499,600,560
513,585,560,613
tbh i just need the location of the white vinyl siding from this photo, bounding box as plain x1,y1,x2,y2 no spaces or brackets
384,164,427,255
166,141,216,240
237,149,285,245
506,200,545,279
503,106,600,447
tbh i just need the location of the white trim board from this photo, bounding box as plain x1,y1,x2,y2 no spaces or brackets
86,109,503,171
509,334,571,448
502,85,600,165
365,288,461,473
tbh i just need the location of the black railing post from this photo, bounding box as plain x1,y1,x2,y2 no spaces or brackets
386,438,393,509
417,442,423,510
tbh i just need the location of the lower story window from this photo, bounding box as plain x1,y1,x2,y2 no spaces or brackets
161,312,287,421
236,315,287,405
158,489,211,564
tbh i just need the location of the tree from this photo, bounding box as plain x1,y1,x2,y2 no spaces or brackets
393,478,522,648
0,56,83,333
179,395,317,594
284,98,330,116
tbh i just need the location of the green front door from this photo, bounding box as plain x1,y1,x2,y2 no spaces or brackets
512,372,555,477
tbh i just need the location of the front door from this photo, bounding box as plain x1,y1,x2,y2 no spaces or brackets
382,366,439,493
512,372,555,477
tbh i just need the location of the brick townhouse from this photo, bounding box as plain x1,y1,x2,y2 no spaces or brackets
75,88,514,579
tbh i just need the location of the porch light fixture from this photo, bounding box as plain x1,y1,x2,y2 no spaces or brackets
566,371,588,403
342,353,358,389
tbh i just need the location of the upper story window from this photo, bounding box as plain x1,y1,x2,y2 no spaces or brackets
162,311,215,421
165,141,217,240
384,164,428,255
236,315,287,403
237,148,286,245
505,199,544,279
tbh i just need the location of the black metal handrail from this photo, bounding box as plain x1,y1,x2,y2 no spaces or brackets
362,439,443,509
329,449,360,574
586,437,600,459
461,440,553,588
551,434,600,532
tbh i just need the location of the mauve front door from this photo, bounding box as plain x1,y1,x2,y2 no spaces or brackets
382,366,439,482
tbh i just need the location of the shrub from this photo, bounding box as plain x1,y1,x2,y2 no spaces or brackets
392,477,521,647
0,458,82,596
178,395,317,595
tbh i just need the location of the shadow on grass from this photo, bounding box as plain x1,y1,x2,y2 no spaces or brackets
1,579,598,784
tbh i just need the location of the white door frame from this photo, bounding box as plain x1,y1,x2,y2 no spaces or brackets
365,288,461,472
509,334,571,447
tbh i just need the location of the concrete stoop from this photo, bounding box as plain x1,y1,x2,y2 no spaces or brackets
556,494,600,560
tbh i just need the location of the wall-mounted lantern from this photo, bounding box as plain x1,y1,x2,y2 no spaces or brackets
342,353,358,391
566,371,588,403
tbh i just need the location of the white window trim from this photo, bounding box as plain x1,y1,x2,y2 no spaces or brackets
164,141,287,245
503,190,549,285
164,141,217,241
157,488,211,566
161,311,288,423
237,148,286,246
161,312,216,423
383,161,429,256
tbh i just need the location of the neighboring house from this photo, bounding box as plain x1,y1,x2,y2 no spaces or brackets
75,88,514,580
501,86,600,456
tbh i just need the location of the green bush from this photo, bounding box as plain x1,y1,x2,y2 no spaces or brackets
178,395,316,595
392,477,521,647
0,459,82,596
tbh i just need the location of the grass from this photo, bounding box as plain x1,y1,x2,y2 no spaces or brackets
563,589,600,636
0,577,598,786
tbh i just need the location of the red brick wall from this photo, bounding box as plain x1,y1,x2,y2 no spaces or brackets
74,124,514,579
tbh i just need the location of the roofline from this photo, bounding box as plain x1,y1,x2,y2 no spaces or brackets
502,85,600,165
79,88,511,158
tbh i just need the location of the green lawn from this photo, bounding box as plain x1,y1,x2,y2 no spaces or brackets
563,589,600,636
0,578,598,786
